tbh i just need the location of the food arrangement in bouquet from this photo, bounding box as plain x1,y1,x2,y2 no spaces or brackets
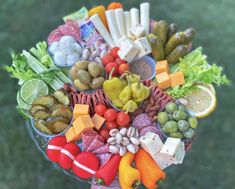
5,2,229,189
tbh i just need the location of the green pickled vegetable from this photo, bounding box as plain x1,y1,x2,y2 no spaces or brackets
165,102,177,113
188,117,198,129
166,44,188,64
158,112,169,124
165,121,178,133
178,120,190,132
173,110,188,121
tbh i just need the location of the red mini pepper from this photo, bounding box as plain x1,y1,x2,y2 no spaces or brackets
95,155,121,186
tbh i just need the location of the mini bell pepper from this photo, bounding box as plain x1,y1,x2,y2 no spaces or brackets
119,80,132,104
95,155,121,186
135,149,166,189
131,82,150,103
122,100,138,112
119,152,141,189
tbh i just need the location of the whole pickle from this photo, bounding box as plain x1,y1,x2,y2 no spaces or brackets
148,34,165,61
184,28,196,44
167,23,177,41
153,20,168,45
166,45,188,64
165,32,187,55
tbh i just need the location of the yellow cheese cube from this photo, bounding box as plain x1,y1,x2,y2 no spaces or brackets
170,71,185,87
156,60,169,74
65,127,77,142
73,104,89,120
92,113,105,131
156,72,171,90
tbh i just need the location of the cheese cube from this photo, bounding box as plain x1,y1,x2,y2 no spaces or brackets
156,72,171,89
65,127,79,142
128,24,146,40
73,104,89,120
153,153,173,170
118,36,139,62
156,60,169,74
159,137,185,165
73,115,94,140
92,113,105,130
139,132,163,156
134,37,152,59
170,71,185,87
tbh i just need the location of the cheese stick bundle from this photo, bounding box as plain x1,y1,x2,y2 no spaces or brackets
114,8,126,37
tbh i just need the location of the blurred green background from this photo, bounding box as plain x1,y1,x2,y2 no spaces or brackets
0,0,234,189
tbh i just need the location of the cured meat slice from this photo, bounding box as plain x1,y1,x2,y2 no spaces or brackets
92,144,109,154
86,135,104,152
82,129,97,151
96,153,112,166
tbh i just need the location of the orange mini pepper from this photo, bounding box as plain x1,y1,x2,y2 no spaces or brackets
107,2,123,10
119,152,141,189
88,5,108,29
135,149,166,189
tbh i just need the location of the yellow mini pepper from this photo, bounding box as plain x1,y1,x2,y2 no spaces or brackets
119,152,141,189
88,5,108,30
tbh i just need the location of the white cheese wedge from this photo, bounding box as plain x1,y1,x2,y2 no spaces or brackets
117,36,139,62
114,8,126,37
139,132,163,156
153,153,174,170
128,24,146,40
130,8,140,27
134,36,152,59
140,2,150,34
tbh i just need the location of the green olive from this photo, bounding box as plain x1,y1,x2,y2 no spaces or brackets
170,132,183,139
178,104,186,111
178,120,190,132
173,110,187,121
188,117,198,129
168,113,174,120
165,102,177,113
158,112,169,124
183,128,195,139
162,125,169,134
165,121,178,133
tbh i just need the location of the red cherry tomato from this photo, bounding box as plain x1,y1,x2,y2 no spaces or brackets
99,128,110,141
101,54,114,66
118,64,129,75
105,62,118,76
104,109,118,122
106,121,118,130
115,57,127,65
116,112,131,126
110,47,120,58
95,104,107,116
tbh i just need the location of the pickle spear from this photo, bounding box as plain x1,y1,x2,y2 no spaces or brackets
166,44,188,64
148,34,165,61
153,20,168,46
165,32,187,55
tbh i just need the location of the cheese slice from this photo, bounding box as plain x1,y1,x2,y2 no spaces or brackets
139,132,163,156
134,36,152,59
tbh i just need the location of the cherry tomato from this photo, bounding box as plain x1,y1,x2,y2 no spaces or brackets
105,62,118,76
118,64,129,75
101,54,114,66
99,128,110,141
115,57,127,65
106,121,118,130
110,47,120,58
104,109,118,122
116,112,131,126
95,104,107,116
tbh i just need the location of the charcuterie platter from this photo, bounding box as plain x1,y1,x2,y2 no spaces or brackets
5,2,229,189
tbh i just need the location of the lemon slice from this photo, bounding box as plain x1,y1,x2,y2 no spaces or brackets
185,85,217,118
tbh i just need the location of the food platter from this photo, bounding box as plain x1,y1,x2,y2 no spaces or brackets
5,2,229,189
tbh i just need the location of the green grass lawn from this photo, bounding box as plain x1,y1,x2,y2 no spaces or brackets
0,0,235,189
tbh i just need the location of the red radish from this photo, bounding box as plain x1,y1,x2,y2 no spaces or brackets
58,143,80,170
73,152,100,179
102,54,114,66
98,128,110,141
115,57,127,65
46,136,67,163
105,63,118,76
104,109,118,122
106,121,118,130
95,104,107,116
116,112,131,126
118,64,129,75
110,47,120,58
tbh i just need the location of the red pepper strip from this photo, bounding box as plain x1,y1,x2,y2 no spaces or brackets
95,155,121,186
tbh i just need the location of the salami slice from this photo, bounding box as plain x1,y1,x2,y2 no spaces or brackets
48,28,63,45
96,153,112,166
132,113,152,130
82,129,97,151
92,144,109,154
86,135,104,152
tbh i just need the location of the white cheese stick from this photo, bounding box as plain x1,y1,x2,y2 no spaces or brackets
90,14,115,48
105,10,121,46
124,11,131,36
114,8,126,37
130,8,140,27
140,2,150,34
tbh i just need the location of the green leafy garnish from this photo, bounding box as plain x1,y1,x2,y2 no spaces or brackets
167,47,230,98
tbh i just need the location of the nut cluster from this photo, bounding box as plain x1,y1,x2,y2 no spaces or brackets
108,127,140,156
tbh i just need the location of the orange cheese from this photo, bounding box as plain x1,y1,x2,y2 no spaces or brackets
73,104,89,120
156,72,171,90
65,127,77,143
156,60,169,74
92,113,105,130
170,71,185,87
73,115,94,140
